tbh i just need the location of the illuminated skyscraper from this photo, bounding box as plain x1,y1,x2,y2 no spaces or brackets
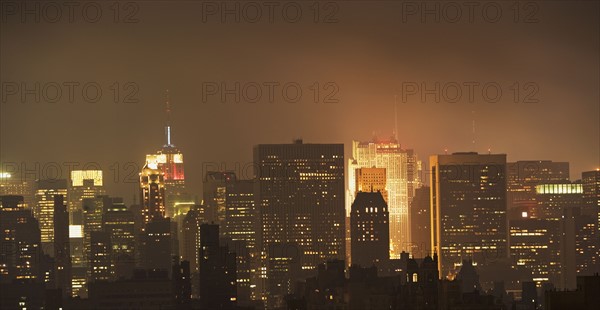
350,138,421,258
255,140,345,273
139,164,166,225
224,179,257,252
69,170,105,225
34,179,68,255
430,152,508,279
145,91,187,219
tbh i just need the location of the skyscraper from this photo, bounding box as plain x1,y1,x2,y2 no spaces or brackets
198,223,237,309
255,140,345,273
145,91,188,219
203,171,237,225
53,195,71,297
350,138,421,258
430,152,508,279
34,179,68,255
350,191,390,270
139,164,166,225
411,186,431,258
68,170,105,225
224,179,257,252
102,202,136,280
507,160,569,211
582,170,600,233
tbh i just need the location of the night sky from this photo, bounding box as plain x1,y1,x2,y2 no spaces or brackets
2,1,598,204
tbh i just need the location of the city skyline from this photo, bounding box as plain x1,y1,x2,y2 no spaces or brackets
1,1,598,309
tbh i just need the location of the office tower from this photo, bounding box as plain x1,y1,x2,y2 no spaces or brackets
0,195,43,283
34,179,68,255
203,171,237,225
410,186,431,258
582,170,600,233
507,161,569,211
198,224,237,309
0,172,34,209
430,152,508,279
180,204,208,298
255,140,345,273
89,231,111,282
81,196,120,268
69,224,86,297
222,238,253,305
534,182,598,285
350,191,390,270
351,138,422,258
141,218,172,274
102,202,136,280
225,179,257,252
181,205,207,275
53,195,72,297
139,163,166,225
509,216,553,286
145,92,188,219
69,170,105,225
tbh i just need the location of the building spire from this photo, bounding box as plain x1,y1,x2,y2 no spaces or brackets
394,95,398,142
165,89,172,147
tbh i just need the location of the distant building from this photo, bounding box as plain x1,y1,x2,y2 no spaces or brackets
34,179,68,255
430,152,508,280
0,195,43,283
203,171,236,225
102,202,136,280
410,186,431,257
53,195,71,297
68,170,105,225
349,138,422,257
255,140,345,274
139,164,166,225
198,223,237,309
141,218,173,275
507,161,569,211
350,191,390,271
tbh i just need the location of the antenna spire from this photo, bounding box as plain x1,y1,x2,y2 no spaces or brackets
165,89,172,147
471,110,476,149
394,95,399,142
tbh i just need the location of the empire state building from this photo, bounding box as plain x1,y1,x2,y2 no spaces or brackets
145,91,189,218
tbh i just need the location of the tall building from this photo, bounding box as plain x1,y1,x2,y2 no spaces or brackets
102,202,136,280
224,179,257,252
180,204,208,298
509,216,553,286
89,231,111,282
255,140,345,273
430,152,508,279
141,218,172,274
0,195,43,283
350,138,421,258
350,191,390,270
34,179,68,255
507,161,569,211
410,186,431,258
139,164,166,225
68,170,105,225
198,223,237,309
355,168,387,199
203,171,237,225
582,170,600,233
145,91,188,219
53,195,72,297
